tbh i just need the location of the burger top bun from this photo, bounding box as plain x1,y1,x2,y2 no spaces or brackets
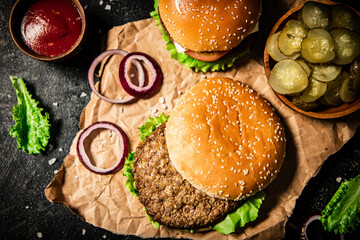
158,0,261,52
166,77,286,201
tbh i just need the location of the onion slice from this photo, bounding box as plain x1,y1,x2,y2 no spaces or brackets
76,122,129,175
119,52,163,98
301,215,321,240
88,49,145,104
301,215,345,240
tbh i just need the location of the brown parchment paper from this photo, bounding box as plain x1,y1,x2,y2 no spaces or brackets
45,2,360,239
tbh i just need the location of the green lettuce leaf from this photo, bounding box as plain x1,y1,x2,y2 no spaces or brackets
137,112,169,141
123,152,137,196
321,174,360,234
124,112,265,234
211,191,266,234
9,76,50,154
150,0,249,73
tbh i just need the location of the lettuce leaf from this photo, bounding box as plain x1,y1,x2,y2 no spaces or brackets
150,0,249,73
321,174,360,234
9,76,50,154
123,112,265,234
137,112,169,141
211,191,266,234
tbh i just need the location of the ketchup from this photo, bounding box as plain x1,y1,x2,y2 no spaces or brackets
21,0,82,57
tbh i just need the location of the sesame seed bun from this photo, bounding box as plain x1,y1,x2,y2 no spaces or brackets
166,77,286,201
158,0,262,52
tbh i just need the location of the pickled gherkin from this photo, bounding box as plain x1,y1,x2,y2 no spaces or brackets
311,64,341,82
323,72,347,106
269,59,308,95
278,20,307,56
331,4,360,33
339,73,360,102
300,77,327,103
330,29,360,65
291,96,320,111
267,2,360,111
266,32,300,62
301,28,335,63
301,1,330,29
296,60,312,77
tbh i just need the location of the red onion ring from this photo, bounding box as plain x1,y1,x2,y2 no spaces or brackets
76,122,129,175
88,49,145,104
119,52,163,98
301,215,321,240
301,215,345,240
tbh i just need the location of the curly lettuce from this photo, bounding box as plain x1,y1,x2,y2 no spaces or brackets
123,113,265,234
321,174,360,234
9,76,50,154
150,0,249,72
211,191,266,234
137,112,169,141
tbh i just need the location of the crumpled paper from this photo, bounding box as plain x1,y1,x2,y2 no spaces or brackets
45,1,360,239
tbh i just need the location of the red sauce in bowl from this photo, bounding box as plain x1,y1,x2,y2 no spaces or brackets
21,0,82,57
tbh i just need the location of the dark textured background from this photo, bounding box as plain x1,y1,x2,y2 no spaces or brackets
0,0,359,239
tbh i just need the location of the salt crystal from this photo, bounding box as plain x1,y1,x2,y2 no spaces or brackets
177,90,182,95
336,177,342,183
201,74,207,79
151,108,158,115
120,107,124,113
134,38,138,42
80,92,87,97
37,232,43,238
99,0,103,5
161,104,167,110
159,97,165,104
54,170,58,174
105,5,111,10
74,176,79,180
48,158,56,165
52,102,58,106
25,206,29,209
82,229,86,235
58,148,63,152
103,235,107,239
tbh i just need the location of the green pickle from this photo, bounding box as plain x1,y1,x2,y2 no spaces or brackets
339,72,360,102
300,77,327,103
301,28,335,63
268,3,360,109
330,29,360,65
291,96,320,111
350,58,360,91
301,2,330,29
311,64,341,82
269,59,309,95
278,20,307,56
331,4,360,33
296,60,312,77
266,32,300,62
323,72,347,106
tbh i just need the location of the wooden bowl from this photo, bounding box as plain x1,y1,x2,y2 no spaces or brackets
9,0,86,62
264,0,360,119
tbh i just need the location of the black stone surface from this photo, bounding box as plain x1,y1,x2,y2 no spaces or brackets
0,0,359,239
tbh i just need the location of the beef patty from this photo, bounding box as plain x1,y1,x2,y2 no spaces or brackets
132,123,239,229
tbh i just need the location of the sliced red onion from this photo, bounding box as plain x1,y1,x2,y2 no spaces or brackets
301,215,321,240
301,215,345,240
88,49,145,104
76,122,129,175
119,52,163,98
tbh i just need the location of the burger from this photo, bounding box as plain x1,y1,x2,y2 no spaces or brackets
151,0,262,72
124,77,286,234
